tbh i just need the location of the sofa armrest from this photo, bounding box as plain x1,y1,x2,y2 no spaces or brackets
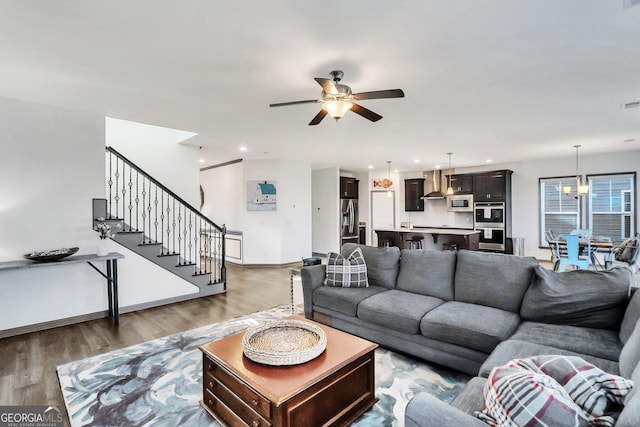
405,392,487,427
301,264,326,318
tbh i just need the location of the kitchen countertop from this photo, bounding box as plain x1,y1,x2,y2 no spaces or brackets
375,228,480,236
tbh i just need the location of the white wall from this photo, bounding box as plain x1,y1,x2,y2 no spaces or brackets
201,161,243,231
200,159,313,264
0,98,204,333
106,117,200,208
0,97,107,330
312,168,340,254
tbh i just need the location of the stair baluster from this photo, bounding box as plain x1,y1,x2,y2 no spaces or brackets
103,146,226,291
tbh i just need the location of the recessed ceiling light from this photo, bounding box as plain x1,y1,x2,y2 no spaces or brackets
199,158,205,163
239,146,248,152
435,164,441,169
394,169,399,173
486,159,493,163
368,165,374,169
621,101,640,109
414,159,420,163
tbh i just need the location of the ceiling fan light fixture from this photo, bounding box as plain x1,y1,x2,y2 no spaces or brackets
322,100,353,120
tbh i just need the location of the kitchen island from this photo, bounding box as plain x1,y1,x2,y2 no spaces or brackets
375,228,480,251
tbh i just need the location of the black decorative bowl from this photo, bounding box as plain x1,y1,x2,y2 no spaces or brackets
24,247,79,262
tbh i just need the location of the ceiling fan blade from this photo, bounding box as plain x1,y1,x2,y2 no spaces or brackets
269,99,320,107
314,78,339,95
308,109,328,126
352,89,405,100
350,103,382,122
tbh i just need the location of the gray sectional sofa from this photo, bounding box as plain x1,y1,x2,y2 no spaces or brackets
300,243,640,426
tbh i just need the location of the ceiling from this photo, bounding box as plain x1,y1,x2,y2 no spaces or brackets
1,1,640,172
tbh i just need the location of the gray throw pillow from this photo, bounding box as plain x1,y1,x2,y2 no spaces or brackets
324,247,369,288
521,266,631,330
341,243,400,289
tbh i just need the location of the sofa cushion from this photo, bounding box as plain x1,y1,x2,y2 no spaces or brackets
312,285,387,317
616,362,640,427
620,288,640,343
619,318,640,378
405,392,488,427
478,356,632,427
324,247,368,287
396,249,456,300
510,321,622,362
420,301,520,354
454,250,538,313
521,266,630,330
479,339,620,378
341,243,400,289
357,289,444,335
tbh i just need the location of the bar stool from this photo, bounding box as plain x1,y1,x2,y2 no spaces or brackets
407,235,424,250
442,243,458,251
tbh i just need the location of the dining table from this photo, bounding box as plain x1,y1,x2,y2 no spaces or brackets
551,236,614,270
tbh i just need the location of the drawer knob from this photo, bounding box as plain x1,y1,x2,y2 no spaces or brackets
252,399,259,406
208,380,216,388
208,399,214,406
252,421,259,427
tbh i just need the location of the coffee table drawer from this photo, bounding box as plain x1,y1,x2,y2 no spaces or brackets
205,371,271,427
204,355,271,419
204,388,271,427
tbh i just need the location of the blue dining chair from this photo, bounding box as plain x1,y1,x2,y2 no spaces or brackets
555,234,591,271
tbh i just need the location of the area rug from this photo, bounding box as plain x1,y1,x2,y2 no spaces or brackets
57,306,469,426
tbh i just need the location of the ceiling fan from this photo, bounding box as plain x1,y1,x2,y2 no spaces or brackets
269,70,405,125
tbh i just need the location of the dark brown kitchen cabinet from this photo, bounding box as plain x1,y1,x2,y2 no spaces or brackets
340,176,359,199
473,170,512,201
448,174,473,194
404,178,425,211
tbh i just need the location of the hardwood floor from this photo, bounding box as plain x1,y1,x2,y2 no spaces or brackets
0,263,294,411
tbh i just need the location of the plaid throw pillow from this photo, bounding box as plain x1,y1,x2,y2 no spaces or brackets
324,247,369,288
477,355,633,427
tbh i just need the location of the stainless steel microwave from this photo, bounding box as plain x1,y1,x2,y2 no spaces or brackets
447,195,474,212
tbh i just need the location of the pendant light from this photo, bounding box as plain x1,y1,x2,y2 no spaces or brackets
386,161,393,197
446,153,454,195
563,145,589,198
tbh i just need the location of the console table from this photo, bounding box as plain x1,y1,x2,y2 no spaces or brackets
0,252,125,326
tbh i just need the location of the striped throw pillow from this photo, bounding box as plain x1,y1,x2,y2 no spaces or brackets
324,247,369,288
477,355,633,427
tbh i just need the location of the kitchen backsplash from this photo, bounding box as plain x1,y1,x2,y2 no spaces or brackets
401,199,474,229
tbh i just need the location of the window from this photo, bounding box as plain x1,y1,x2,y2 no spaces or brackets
587,173,636,244
539,177,580,246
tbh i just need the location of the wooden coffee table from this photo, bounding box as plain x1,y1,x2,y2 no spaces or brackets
199,316,378,427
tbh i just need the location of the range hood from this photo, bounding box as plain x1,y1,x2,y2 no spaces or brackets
421,170,446,199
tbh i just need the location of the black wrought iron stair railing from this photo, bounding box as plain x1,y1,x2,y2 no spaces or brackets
105,146,226,286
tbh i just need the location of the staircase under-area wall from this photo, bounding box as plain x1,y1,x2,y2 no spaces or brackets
94,146,226,297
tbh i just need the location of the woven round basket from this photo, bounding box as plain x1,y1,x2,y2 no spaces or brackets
242,320,327,366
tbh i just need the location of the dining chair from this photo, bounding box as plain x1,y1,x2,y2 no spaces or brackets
545,230,561,271
606,233,640,286
570,229,592,239
555,234,591,271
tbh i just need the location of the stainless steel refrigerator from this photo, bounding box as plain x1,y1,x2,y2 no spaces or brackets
341,199,359,245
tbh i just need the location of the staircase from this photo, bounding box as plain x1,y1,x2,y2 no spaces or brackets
94,146,226,296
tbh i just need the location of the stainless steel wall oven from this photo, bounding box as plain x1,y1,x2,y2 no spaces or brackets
474,202,506,251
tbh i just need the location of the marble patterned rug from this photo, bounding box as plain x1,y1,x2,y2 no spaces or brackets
57,306,470,426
